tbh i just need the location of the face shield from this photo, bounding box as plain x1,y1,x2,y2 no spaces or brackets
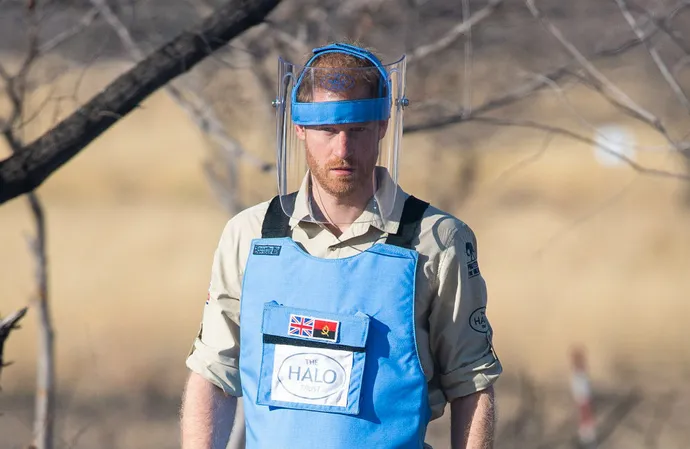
274,43,408,226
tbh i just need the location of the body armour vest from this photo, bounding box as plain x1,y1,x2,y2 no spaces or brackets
239,194,432,448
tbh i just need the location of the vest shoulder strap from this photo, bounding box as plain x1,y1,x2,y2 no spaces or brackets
260,192,430,248
261,193,295,238
385,195,430,249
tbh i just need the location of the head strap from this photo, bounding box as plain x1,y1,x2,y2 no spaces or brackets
290,43,391,126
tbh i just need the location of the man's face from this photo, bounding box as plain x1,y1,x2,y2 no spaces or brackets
296,86,387,199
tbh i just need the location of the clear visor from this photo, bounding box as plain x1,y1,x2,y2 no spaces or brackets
275,54,407,226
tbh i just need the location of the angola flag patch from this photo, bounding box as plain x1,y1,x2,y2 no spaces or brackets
311,319,339,342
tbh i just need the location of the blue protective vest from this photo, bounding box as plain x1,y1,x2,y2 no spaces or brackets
239,194,432,448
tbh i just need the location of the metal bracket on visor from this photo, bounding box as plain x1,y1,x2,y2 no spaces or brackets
291,43,392,126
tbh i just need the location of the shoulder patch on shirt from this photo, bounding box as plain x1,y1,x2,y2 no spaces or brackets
469,307,489,333
465,242,480,278
253,244,282,256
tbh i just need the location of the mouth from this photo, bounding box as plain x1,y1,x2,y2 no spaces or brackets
329,167,355,176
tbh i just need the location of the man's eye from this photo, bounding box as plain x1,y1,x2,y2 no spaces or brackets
351,127,367,132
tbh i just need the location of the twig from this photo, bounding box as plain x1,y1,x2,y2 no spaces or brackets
487,132,554,189
627,0,690,55
469,116,690,180
89,0,268,214
531,71,676,152
38,8,100,54
594,389,643,447
0,308,29,383
461,0,473,117
404,24,659,135
407,0,504,64
645,390,677,449
263,20,310,57
27,190,53,449
614,0,690,115
524,0,660,127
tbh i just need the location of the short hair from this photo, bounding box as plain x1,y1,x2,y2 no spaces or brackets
295,43,387,103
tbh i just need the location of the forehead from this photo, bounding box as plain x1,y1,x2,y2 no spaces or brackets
312,84,371,102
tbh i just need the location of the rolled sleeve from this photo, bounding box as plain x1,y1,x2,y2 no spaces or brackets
430,224,502,402
185,221,244,397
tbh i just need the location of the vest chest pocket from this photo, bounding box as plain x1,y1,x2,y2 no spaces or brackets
256,301,370,416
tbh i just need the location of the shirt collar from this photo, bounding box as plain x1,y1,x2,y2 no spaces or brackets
288,166,407,236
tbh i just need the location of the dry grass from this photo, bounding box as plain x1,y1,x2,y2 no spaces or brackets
1,58,689,448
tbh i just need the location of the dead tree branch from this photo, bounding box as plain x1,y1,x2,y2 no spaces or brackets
469,116,690,180
0,6,55,447
615,0,690,115
0,308,29,384
28,188,52,449
38,8,100,54
627,0,690,55
407,0,504,65
406,1,690,182
0,0,282,206
525,0,659,126
404,15,663,135
89,0,271,214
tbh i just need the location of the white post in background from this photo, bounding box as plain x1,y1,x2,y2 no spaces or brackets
571,346,597,449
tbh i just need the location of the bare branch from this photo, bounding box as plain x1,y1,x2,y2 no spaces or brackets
645,390,677,449
38,8,100,54
0,308,29,381
470,116,690,180
90,0,269,215
335,0,388,15
462,0,473,116
532,71,676,151
524,0,661,127
487,132,554,189
264,21,310,57
27,190,52,449
407,0,504,64
615,0,690,114
627,0,690,55
0,0,282,206
404,13,669,136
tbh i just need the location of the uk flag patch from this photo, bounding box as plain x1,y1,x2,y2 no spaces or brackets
288,315,314,337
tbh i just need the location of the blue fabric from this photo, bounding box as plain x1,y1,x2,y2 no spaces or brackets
291,98,390,125
239,237,431,448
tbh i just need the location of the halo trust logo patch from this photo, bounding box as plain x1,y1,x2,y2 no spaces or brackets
469,307,489,333
277,352,347,400
270,345,353,408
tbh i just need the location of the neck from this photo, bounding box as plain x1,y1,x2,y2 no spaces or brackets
310,179,372,237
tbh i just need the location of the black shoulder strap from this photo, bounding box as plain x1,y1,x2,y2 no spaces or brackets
262,192,429,246
261,193,296,238
385,195,429,249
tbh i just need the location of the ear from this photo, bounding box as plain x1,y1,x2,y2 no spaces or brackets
295,124,306,141
378,119,389,140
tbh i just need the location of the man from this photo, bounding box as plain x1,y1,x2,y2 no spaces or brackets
181,42,502,449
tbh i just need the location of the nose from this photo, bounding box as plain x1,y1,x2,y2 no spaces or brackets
333,130,352,159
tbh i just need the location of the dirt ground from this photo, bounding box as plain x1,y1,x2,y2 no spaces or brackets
2,58,690,448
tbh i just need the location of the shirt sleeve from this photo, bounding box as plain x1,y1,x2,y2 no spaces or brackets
429,222,502,401
185,220,244,397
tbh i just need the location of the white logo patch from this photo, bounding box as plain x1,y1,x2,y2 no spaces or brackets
270,345,353,408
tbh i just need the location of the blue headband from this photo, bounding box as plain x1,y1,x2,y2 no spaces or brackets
291,43,391,126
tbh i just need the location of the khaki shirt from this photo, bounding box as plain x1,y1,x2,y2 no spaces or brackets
186,178,502,420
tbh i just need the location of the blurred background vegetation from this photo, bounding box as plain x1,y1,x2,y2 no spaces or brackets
1,0,690,448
